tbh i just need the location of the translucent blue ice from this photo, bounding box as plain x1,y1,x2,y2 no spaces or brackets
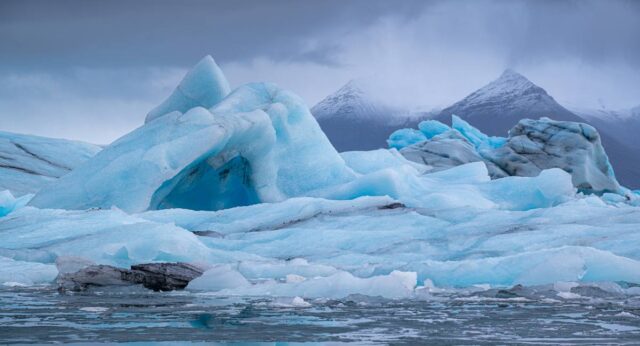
451,115,507,149
387,128,427,149
3,56,640,299
417,120,450,139
145,55,231,123
29,83,355,213
0,190,31,218
0,131,100,197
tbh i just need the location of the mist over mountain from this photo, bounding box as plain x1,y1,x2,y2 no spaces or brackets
314,69,640,187
311,79,434,151
433,69,584,134
569,105,640,148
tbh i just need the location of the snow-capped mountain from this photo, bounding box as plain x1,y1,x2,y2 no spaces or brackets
311,80,431,152
433,69,640,188
311,80,397,122
569,105,640,149
434,69,584,135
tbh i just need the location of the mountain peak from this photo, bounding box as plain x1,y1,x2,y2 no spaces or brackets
493,68,536,88
499,68,523,78
311,79,386,121
435,69,583,136
462,69,544,106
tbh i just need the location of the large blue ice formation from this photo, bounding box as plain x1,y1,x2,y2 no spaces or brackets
145,55,231,124
3,56,640,299
392,115,623,195
30,82,355,213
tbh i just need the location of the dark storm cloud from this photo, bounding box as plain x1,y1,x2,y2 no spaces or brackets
2,0,638,70
0,0,639,143
507,0,640,66
0,0,425,70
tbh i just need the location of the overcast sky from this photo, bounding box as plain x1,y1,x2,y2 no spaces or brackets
1,0,639,143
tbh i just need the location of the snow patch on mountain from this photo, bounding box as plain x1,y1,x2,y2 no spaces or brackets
311,79,433,151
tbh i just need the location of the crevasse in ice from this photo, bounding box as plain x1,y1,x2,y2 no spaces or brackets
2,56,640,300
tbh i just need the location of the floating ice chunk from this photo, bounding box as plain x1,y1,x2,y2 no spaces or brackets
30,82,355,213
0,207,219,268
146,56,231,123
0,256,57,285
269,296,312,307
387,128,427,149
0,131,101,197
495,118,621,195
400,131,509,178
451,115,506,149
187,265,250,291
398,116,621,196
418,120,450,139
212,270,417,299
409,246,640,287
237,259,338,281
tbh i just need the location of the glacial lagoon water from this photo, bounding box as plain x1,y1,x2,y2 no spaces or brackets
2,286,640,344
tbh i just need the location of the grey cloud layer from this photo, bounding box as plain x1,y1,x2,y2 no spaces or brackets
0,0,638,143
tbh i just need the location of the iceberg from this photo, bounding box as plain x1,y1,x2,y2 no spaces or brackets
145,55,231,123
0,256,57,286
2,56,640,298
394,116,623,195
29,82,355,212
387,128,427,150
205,270,418,299
451,115,507,149
418,120,451,140
0,131,101,196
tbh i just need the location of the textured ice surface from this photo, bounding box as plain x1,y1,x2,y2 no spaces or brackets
0,131,101,196
29,83,355,212
418,120,450,139
0,190,26,217
145,56,231,123
4,57,640,300
395,116,623,195
387,128,427,149
0,256,57,286
340,149,429,175
4,192,640,296
451,115,507,149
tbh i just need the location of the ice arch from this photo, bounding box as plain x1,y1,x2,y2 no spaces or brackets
149,154,259,211
29,83,355,213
